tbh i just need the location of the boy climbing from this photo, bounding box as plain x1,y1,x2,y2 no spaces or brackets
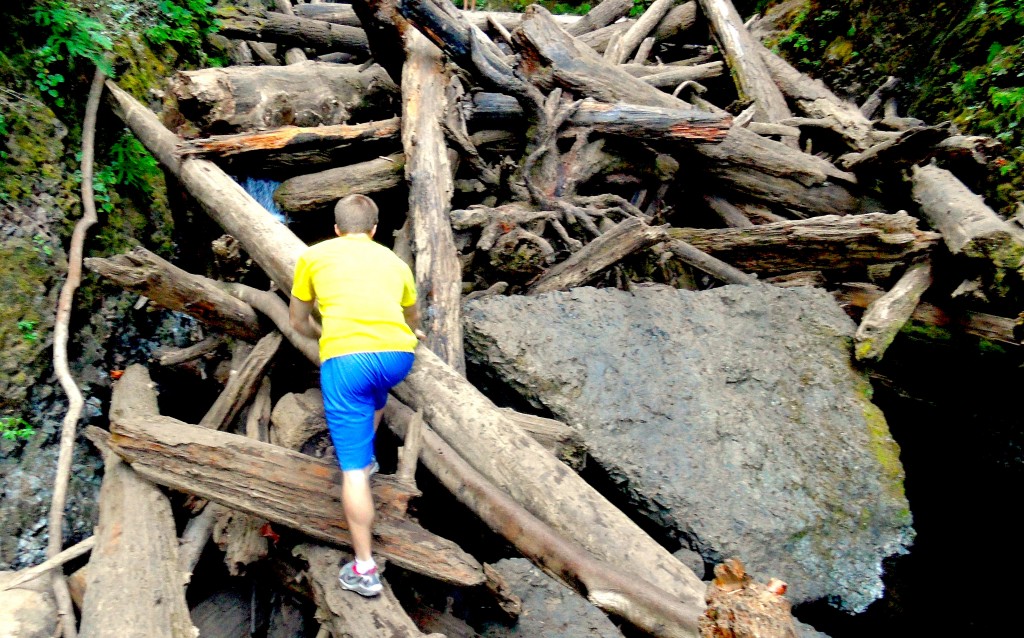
289,193,422,597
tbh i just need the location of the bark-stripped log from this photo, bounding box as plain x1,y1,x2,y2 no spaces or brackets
107,416,484,587
566,0,633,36
697,0,791,123
165,61,397,136
392,346,707,610
835,282,1021,346
638,62,725,88
84,247,263,341
222,283,321,364
666,211,940,274
910,164,1024,278
839,123,952,173
79,366,196,638
273,152,406,214
665,238,760,286
217,6,369,55
107,81,307,292
403,31,464,373
293,544,441,638
382,399,704,638
854,261,934,362
296,2,579,30
705,194,755,228
607,0,674,64
528,218,667,294
198,331,283,431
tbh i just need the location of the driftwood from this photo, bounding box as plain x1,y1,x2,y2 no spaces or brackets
106,414,483,587
1,538,95,592
497,407,586,471
383,399,705,638
705,195,755,228
854,261,934,362
566,0,632,36
273,152,405,214
665,237,760,286
198,331,282,430
153,335,222,367
79,366,196,638
165,61,397,136
606,0,674,65
403,31,464,372
666,211,940,274
293,544,442,638
222,283,320,363
839,122,953,173
85,246,263,341
697,0,791,123
835,282,1021,346
910,164,1024,279
217,6,369,56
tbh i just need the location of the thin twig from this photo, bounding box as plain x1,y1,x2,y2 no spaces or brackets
2,537,95,591
48,64,106,638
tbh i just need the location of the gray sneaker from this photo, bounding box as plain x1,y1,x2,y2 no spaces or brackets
339,561,382,597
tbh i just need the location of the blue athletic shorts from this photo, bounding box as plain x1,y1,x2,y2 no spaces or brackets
321,351,415,471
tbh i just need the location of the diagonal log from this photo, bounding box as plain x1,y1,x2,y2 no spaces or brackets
198,331,282,431
606,0,675,65
666,211,940,274
566,0,633,37
403,30,464,372
85,246,263,341
107,415,483,587
853,261,934,362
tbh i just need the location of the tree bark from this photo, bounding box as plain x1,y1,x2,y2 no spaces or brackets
79,366,196,638
838,123,953,173
391,346,707,610
637,62,725,88
85,247,264,341
497,407,587,471
273,152,406,214
382,399,704,638
696,0,791,123
910,164,1024,276
665,237,760,286
107,415,484,587
666,211,940,274
854,261,934,362
403,31,464,373
165,61,397,136
222,283,321,363
198,331,282,431
154,335,222,367
217,6,369,55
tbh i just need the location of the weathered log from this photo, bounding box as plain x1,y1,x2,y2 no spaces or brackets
245,377,272,442
697,0,791,123
199,331,282,431
383,398,704,638
153,335,222,367
666,211,940,274
860,76,900,119
638,62,725,88
566,0,633,36
107,415,484,587
578,19,632,54
403,31,464,373
839,122,953,173
79,366,196,638
834,282,1021,346
665,238,760,286
296,2,578,30
653,2,700,41
910,164,1024,279
269,388,328,451
758,44,874,151
0,538,95,592
273,152,405,214
853,261,934,362
607,0,674,64
465,93,731,142
705,194,755,228
248,40,280,65
212,506,269,577
222,283,320,363
85,246,263,341
392,346,706,609
293,544,442,638
497,408,587,471
175,118,401,162
178,504,222,581
217,6,369,55
165,61,397,136
528,218,667,294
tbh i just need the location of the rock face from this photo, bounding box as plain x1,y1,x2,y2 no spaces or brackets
480,558,624,638
463,285,914,612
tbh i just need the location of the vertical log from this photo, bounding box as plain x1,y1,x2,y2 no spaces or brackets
402,31,464,373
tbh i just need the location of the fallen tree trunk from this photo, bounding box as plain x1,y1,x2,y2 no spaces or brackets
165,61,397,136
392,346,707,610
665,211,940,274
403,31,464,373
835,282,1021,346
79,366,196,638
198,331,282,431
383,399,704,638
854,261,933,362
273,152,406,214
107,415,483,587
566,0,632,36
296,2,578,30
217,6,369,55
606,0,675,65
696,0,791,123
839,122,953,173
85,246,263,341
910,164,1024,283
637,62,725,88
293,544,442,638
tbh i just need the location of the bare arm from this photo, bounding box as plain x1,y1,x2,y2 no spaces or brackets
289,296,321,339
403,304,425,340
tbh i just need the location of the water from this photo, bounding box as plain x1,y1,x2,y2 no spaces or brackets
238,176,288,223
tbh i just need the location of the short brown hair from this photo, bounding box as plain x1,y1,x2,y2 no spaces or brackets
334,194,379,234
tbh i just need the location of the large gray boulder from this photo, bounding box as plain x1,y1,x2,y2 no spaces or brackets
463,285,914,612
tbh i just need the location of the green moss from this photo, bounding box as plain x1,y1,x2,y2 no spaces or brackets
859,387,910,514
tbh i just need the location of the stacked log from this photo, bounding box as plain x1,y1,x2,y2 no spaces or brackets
22,1,1022,637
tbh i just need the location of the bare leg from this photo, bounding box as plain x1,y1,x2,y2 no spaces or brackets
341,467,374,562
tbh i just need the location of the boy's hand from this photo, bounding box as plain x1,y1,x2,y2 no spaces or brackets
414,329,426,341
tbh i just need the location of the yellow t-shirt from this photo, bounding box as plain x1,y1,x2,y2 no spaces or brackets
291,235,418,362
